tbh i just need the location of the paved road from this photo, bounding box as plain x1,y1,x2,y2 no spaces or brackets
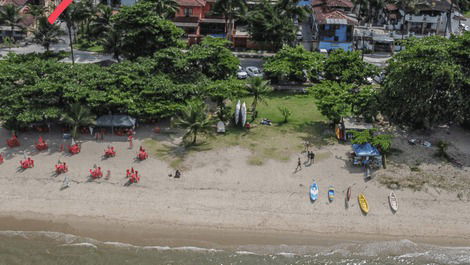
0,22,113,63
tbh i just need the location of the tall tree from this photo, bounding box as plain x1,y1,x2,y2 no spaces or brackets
59,6,77,64
32,16,64,52
173,101,212,145
90,4,114,39
142,0,179,18
101,25,122,62
263,45,325,83
0,4,23,42
324,49,378,85
310,81,353,124
61,103,96,140
380,36,466,128
245,76,272,113
245,0,297,50
212,0,247,39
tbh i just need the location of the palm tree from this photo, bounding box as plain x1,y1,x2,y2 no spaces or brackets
59,6,77,64
173,101,212,145
32,16,64,52
90,4,113,39
26,4,47,28
246,77,272,114
276,0,309,22
143,0,179,18
101,25,122,62
0,4,24,43
212,0,247,39
61,103,96,140
74,0,96,41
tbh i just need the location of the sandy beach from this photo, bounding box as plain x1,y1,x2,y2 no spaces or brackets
0,125,469,248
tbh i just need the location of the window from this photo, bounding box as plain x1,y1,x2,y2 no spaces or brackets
184,8,193,17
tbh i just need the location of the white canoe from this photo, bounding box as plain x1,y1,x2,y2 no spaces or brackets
241,102,247,127
235,100,241,125
389,191,398,212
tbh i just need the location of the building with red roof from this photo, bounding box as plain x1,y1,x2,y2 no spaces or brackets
310,0,357,51
173,0,225,42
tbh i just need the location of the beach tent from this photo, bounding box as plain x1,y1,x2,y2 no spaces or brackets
352,143,381,157
96,115,136,128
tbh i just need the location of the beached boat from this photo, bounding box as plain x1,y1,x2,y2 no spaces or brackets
389,191,398,212
346,186,351,202
358,193,369,214
241,102,247,127
328,186,335,202
235,100,241,125
310,182,318,201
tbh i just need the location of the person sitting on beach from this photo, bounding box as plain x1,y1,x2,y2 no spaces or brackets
175,170,181,178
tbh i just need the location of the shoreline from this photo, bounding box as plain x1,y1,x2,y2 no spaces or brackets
1,212,469,249
1,127,470,253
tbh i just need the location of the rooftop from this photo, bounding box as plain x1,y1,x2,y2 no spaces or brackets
176,0,206,7
313,6,358,25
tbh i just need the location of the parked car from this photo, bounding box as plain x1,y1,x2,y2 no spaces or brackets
245,66,263,78
237,66,248,79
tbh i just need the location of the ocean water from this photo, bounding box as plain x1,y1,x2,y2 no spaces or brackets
0,231,469,265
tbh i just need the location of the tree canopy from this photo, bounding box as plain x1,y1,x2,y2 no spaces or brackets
324,49,379,85
0,38,242,130
263,45,325,83
112,1,184,59
380,34,469,128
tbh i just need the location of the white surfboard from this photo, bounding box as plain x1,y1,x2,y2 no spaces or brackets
235,100,241,125
241,102,247,127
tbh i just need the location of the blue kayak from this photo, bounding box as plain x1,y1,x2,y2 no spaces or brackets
310,182,318,201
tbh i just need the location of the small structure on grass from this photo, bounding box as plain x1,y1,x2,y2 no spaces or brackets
336,117,373,141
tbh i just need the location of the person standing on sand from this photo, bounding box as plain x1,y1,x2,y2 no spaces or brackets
311,152,315,164
295,157,302,172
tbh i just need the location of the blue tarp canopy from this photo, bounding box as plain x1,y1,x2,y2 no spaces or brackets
352,143,381,157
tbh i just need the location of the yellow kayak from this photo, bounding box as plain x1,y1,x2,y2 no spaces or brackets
358,193,369,214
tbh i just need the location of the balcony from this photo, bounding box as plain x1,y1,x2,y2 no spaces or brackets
405,14,440,23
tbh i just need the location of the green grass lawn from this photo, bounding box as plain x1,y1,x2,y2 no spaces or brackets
75,43,104,53
144,91,335,168
465,10,470,18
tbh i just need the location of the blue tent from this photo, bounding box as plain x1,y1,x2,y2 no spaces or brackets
352,143,381,157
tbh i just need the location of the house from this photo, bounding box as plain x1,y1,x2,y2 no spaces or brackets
173,0,225,42
405,0,462,36
0,0,35,42
310,0,358,51
383,3,402,31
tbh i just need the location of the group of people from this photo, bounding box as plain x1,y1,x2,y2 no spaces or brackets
295,141,316,172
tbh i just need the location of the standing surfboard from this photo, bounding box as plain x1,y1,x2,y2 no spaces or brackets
310,182,318,201
235,100,241,125
241,102,247,127
346,186,351,202
389,191,398,212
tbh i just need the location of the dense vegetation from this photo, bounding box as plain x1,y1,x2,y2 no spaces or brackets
0,38,243,130
380,33,470,128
